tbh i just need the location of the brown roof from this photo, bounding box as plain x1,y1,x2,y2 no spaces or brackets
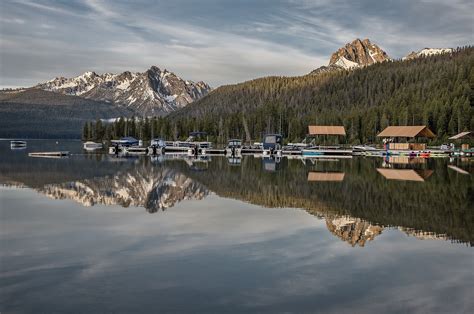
388,157,426,165
447,165,470,175
308,125,346,136
448,131,472,140
377,126,436,138
377,168,433,182
307,172,345,182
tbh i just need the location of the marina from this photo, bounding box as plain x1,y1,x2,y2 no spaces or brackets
100,125,471,161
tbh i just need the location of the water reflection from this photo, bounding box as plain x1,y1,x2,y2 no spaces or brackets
0,140,473,246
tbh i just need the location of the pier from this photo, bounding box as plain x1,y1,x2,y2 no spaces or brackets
29,151,70,158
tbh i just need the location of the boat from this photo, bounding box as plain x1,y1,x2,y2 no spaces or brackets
262,134,283,151
302,145,353,157
225,139,242,156
111,136,139,147
109,137,140,154
165,132,213,155
83,141,103,150
150,138,166,148
10,140,27,148
123,146,150,155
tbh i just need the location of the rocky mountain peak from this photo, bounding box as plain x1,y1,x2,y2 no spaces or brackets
329,38,390,69
310,38,390,75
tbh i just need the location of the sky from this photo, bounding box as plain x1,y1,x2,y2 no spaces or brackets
0,0,473,88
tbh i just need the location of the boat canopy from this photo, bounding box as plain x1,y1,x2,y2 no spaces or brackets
112,137,139,145
227,139,242,146
377,126,435,138
186,132,208,142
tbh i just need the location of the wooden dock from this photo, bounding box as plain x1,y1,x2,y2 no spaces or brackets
28,151,69,158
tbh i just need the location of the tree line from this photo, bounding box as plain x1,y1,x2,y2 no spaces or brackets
83,46,474,144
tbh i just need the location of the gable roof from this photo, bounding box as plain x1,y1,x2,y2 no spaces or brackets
449,131,472,140
376,168,433,182
307,172,345,182
308,125,346,136
377,126,436,138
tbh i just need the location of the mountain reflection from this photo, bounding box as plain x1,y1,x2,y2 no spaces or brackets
0,152,472,246
39,166,208,213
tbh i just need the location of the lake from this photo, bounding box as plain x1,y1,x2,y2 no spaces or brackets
1,140,473,313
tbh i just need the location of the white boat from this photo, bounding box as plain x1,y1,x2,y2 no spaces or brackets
83,141,103,150
165,132,212,155
225,139,242,156
10,140,27,148
123,146,150,155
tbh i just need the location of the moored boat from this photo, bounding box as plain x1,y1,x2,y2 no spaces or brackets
225,139,242,156
83,141,103,150
10,140,27,148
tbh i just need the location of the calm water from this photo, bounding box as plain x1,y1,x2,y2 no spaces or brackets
1,140,473,313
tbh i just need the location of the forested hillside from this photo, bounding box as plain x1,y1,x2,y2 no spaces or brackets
165,46,473,144
81,46,473,144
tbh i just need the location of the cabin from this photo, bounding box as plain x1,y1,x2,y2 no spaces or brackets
301,126,352,156
377,126,435,150
449,131,472,151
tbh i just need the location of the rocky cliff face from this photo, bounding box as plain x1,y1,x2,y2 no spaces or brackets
325,215,384,247
310,38,390,75
35,66,211,116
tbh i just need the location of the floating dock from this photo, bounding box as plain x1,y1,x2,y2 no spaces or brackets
28,151,69,158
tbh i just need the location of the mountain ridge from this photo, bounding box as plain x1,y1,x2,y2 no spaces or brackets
35,66,211,116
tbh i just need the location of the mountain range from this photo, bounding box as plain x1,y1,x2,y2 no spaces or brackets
35,66,211,116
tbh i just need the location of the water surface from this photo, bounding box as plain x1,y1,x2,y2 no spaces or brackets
1,140,473,313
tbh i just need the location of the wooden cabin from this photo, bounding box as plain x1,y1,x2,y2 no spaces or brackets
449,131,472,151
377,126,435,150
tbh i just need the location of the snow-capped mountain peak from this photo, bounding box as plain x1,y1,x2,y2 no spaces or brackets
329,38,390,69
310,38,390,75
403,48,454,60
35,66,211,116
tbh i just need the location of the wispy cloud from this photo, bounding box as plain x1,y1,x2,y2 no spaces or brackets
0,0,472,88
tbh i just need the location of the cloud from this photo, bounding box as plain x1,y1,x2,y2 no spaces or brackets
0,0,472,88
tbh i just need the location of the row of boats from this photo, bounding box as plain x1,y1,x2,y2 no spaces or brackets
81,132,471,158
9,133,471,159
